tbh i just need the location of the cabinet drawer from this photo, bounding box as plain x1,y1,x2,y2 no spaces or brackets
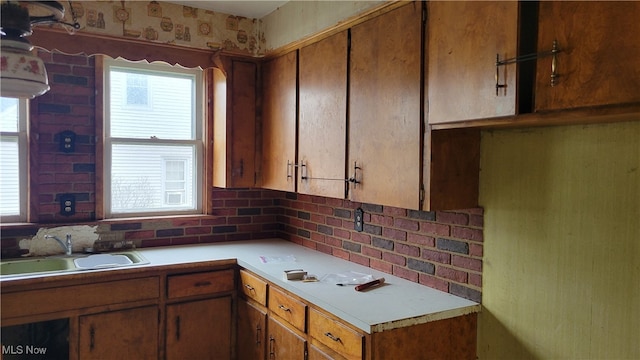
167,269,234,299
2,277,159,322
309,308,364,360
239,269,268,306
268,286,307,332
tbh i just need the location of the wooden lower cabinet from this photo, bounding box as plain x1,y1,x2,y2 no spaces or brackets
268,316,306,359
78,306,158,360
237,299,267,360
237,269,478,360
165,296,232,360
308,343,346,360
165,269,235,360
308,308,363,360
1,267,236,360
2,266,477,360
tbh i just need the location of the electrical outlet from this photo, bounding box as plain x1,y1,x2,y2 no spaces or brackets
354,208,364,232
59,194,76,216
59,130,76,153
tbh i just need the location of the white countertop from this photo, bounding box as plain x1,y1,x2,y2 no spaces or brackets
3,238,480,333
138,238,481,333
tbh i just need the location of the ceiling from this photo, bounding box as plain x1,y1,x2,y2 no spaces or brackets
166,1,289,19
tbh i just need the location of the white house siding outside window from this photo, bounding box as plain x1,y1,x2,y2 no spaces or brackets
0,97,28,223
103,57,204,218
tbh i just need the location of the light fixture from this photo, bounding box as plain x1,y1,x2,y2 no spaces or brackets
0,1,77,99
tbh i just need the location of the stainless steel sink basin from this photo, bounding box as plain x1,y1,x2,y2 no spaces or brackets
0,251,149,277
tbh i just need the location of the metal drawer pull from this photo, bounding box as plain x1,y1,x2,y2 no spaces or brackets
324,332,342,343
278,304,291,312
244,284,255,291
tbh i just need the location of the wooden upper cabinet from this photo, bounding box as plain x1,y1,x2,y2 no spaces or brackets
262,51,298,192
534,1,640,112
213,59,257,188
427,1,519,124
298,30,348,199
349,2,423,210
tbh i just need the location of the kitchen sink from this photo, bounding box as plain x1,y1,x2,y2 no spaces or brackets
0,258,74,276
0,251,149,277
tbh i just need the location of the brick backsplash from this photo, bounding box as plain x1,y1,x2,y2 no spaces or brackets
274,192,483,302
0,50,483,303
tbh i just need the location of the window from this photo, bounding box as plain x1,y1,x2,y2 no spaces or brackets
104,58,203,217
126,73,149,107
163,159,187,205
0,97,28,222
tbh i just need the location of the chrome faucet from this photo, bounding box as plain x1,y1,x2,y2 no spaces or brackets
44,234,73,256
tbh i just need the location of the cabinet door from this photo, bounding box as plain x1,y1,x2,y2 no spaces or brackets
237,299,267,360
262,51,297,192
298,30,348,199
267,316,306,360
166,297,232,360
308,343,347,360
427,1,518,124
535,1,640,111
79,306,158,360
349,2,423,209
213,60,257,188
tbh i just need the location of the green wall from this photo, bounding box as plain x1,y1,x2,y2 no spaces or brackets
478,120,639,358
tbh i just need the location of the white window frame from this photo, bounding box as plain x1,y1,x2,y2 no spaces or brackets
103,57,204,218
0,97,28,223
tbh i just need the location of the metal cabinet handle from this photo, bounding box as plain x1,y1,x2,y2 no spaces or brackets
269,335,275,359
89,326,95,351
324,332,342,343
495,39,561,95
175,316,181,341
278,304,291,312
348,161,361,188
256,324,262,345
550,40,560,87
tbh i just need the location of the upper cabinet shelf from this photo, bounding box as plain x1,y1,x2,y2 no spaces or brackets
260,2,480,211
298,30,349,200
261,51,298,193
427,1,519,125
427,1,640,129
534,1,640,112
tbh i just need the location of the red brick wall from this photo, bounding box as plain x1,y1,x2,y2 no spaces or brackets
275,192,483,302
31,51,97,223
1,51,483,302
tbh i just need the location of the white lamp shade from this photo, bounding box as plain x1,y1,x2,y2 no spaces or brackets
1,40,50,99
